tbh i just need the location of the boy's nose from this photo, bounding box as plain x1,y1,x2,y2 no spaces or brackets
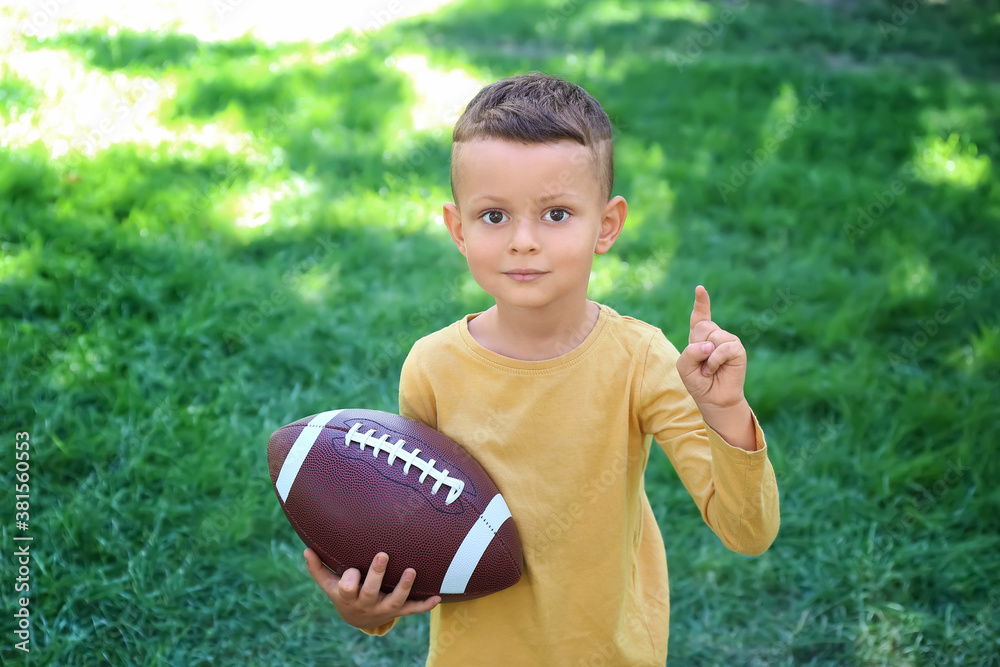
508,218,539,254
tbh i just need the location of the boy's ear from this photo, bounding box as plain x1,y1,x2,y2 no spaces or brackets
595,196,627,255
443,202,467,257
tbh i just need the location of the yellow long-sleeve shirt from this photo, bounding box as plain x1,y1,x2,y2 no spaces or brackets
361,303,780,665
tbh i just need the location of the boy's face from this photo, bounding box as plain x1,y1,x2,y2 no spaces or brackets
443,139,626,313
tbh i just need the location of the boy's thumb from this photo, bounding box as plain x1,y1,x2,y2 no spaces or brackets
304,548,325,575
676,341,714,377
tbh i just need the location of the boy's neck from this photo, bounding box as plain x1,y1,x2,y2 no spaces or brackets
469,298,600,361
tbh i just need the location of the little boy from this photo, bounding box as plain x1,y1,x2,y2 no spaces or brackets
304,72,780,665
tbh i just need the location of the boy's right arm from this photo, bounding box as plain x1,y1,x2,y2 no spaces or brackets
303,548,440,634
306,337,439,635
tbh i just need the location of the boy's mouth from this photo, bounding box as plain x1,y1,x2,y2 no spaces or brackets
504,269,547,282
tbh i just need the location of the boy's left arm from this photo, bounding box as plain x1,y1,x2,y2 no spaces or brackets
643,285,779,555
675,285,758,452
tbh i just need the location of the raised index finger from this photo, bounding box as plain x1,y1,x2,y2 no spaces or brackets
689,285,712,333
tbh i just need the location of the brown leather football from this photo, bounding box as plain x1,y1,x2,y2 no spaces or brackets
268,409,523,602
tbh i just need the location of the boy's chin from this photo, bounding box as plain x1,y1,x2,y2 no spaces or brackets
488,292,587,312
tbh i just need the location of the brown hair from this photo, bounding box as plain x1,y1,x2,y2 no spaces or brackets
450,72,614,203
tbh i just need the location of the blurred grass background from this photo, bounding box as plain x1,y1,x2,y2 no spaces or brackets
2,0,999,664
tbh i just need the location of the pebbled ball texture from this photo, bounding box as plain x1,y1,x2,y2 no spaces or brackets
268,409,523,602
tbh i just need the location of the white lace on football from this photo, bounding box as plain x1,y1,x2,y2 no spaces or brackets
344,423,465,504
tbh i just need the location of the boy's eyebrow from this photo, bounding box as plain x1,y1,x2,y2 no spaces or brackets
472,193,581,205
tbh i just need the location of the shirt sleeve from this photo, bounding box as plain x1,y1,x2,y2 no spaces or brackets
398,338,438,430
358,618,399,637
359,341,437,638
637,330,780,556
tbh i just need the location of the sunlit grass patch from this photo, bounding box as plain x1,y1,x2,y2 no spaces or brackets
390,53,485,131
912,132,991,189
0,43,259,160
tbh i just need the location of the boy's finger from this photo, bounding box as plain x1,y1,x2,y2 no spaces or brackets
400,594,442,617
706,328,737,347
338,568,361,600
358,552,389,606
676,341,714,378
702,340,746,375
689,319,722,345
384,567,420,609
688,286,713,342
304,548,343,599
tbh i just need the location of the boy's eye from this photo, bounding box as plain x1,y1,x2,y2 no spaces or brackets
481,210,507,225
545,208,570,223
479,208,570,224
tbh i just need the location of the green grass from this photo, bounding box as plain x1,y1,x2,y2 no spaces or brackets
2,0,999,664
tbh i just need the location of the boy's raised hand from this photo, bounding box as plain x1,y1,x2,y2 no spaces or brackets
676,285,747,412
304,548,441,631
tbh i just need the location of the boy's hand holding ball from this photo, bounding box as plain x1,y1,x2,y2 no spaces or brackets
676,285,757,451
304,548,440,631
